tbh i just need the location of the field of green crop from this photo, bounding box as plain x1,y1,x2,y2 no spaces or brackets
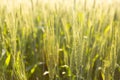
0,0,120,80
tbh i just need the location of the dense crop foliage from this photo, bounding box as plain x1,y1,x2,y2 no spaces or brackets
0,0,120,80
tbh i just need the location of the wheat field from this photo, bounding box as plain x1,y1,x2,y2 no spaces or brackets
0,0,120,80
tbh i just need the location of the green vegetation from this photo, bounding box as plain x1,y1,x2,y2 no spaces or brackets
0,0,120,80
